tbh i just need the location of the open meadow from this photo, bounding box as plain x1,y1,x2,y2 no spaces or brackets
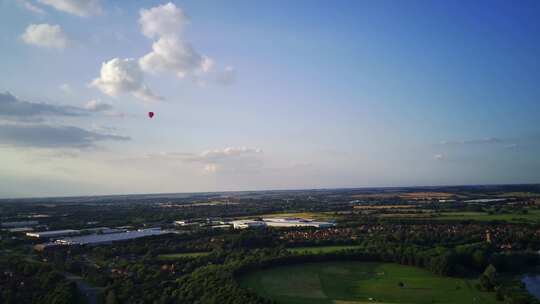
238,262,498,304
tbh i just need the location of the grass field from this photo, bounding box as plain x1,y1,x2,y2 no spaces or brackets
238,262,498,304
380,210,540,224
156,251,211,260
435,210,540,223
288,245,363,254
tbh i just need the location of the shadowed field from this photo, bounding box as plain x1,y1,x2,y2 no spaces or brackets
238,262,497,304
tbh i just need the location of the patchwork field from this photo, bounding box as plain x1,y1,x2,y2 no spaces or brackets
238,262,497,304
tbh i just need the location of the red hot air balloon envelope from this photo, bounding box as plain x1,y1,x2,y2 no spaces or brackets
148,112,154,119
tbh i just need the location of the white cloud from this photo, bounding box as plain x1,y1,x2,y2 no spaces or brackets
21,23,68,49
200,147,262,159
90,58,162,102
0,123,129,148
59,83,73,94
139,37,207,77
434,154,445,161
17,0,46,15
198,147,263,173
216,66,236,85
440,137,502,145
139,2,186,39
84,100,112,112
138,2,211,78
1,91,86,119
37,0,102,17
142,146,263,173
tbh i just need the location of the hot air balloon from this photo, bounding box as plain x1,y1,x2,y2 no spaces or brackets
148,112,154,119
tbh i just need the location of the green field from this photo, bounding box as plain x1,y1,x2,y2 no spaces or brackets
156,251,211,260
436,210,540,223
238,262,497,304
381,210,540,224
288,245,363,254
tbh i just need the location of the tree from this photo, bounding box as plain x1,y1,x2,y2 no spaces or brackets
479,264,498,291
105,290,119,304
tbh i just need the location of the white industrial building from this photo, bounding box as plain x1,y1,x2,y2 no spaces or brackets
26,229,80,238
230,220,267,229
55,228,169,246
174,220,199,227
230,218,335,229
262,217,336,228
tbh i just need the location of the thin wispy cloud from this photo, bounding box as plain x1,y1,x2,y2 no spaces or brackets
83,100,113,112
434,154,445,161
37,0,102,17
440,137,503,145
0,91,128,149
142,147,264,173
17,0,46,15
0,123,129,148
0,92,92,119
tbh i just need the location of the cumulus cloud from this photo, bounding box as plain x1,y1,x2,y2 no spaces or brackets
138,2,211,78
37,0,102,17
17,0,46,15
21,23,68,49
0,123,129,148
0,91,92,119
90,58,162,102
139,2,186,39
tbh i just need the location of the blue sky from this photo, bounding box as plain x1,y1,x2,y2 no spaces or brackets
0,0,539,198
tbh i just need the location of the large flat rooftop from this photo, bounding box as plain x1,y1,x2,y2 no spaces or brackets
55,228,169,245
26,229,80,238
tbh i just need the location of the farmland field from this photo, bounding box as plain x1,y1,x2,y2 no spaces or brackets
238,262,497,304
